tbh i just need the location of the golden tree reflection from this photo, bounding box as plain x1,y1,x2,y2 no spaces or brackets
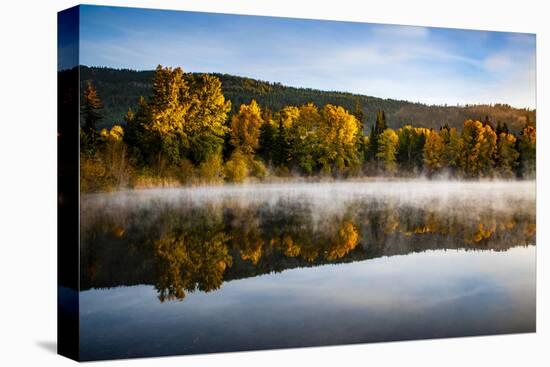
154,230,232,302
80,197,536,302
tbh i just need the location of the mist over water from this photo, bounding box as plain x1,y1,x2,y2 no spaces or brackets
78,179,536,360
81,179,536,217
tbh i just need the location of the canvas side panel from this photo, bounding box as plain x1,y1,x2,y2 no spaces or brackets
57,5,80,362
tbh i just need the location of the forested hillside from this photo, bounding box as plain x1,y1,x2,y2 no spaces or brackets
74,65,536,193
80,66,535,132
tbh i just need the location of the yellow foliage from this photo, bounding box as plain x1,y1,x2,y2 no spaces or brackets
423,129,445,172
240,245,263,265
443,127,465,171
197,155,225,184
326,221,359,260
376,129,399,173
461,120,497,177
230,100,264,155
279,106,300,129
249,158,267,179
225,150,249,183
318,104,361,172
100,124,124,144
148,66,189,136
113,226,125,238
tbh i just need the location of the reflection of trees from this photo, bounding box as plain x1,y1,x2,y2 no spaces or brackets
325,221,360,260
153,206,232,302
80,197,536,302
154,230,231,302
256,201,361,262
225,205,264,265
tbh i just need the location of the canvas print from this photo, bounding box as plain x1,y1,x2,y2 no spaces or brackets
57,5,536,361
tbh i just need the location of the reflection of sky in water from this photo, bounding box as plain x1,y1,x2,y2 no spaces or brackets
80,246,535,360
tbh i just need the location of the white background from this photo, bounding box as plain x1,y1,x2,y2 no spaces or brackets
0,0,548,365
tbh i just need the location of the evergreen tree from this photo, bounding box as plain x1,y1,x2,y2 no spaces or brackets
273,119,291,168
396,125,426,171
352,97,365,126
258,121,278,165
496,132,519,177
82,80,103,133
352,98,366,166
365,110,387,162
495,121,509,137
482,115,494,130
123,97,151,167
518,125,536,177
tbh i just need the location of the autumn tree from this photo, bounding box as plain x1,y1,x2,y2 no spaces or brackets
477,123,497,177
288,103,322,174
376,128,399,173
230,100,264,155
99,125,129,187
80,124,129,192
184,73,231,164
423,129,445,174
122,66,231,180
318,104,361,174
225,149,249,183
461,120,496,177
442,127,465,175
144,65,190,170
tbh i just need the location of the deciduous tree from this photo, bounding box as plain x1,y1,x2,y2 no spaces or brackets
376,128,399,173
423,129,445,174
230,100,264,155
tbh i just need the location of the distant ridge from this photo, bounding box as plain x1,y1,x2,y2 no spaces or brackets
78,65,535,132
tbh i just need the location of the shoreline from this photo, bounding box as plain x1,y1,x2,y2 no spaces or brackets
81,176,536,196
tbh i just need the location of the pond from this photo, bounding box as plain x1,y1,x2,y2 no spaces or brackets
79,180,536,360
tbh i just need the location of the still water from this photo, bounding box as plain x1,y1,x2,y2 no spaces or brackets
79,180,536,360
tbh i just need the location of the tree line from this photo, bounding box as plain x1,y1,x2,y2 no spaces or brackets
80,65,536,132
80,65,536,192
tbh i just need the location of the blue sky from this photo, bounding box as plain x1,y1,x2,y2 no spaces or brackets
78,5,536,108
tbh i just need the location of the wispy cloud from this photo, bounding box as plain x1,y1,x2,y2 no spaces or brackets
79,5,536,108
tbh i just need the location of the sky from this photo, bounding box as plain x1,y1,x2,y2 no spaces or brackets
77,5,536,109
